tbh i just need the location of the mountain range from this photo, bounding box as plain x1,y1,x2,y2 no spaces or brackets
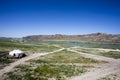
23,33,120,43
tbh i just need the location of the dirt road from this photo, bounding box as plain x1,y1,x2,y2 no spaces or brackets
68,49,120,80
0,48,64,78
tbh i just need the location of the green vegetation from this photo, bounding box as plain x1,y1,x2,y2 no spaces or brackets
101,51,120,59
0,51,17,69
73,47,120,59
1,38,111,79
0,42,59,53
5,49,101,80
6,64,88,80
31,49,102,63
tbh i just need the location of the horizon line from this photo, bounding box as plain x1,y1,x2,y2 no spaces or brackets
0,32,120,38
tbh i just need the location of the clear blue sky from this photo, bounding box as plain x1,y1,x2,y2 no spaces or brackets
0,0,120,37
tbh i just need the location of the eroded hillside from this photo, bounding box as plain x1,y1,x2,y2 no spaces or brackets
23,33,120,43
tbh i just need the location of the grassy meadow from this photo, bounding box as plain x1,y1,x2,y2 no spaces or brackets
30,49,103,63
5,49,102,80
0,39,59,69
1,39,120,80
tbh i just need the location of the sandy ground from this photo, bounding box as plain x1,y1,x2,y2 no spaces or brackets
68,48,120,80
0,48,64,79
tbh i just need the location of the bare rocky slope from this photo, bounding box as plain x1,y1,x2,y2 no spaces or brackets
23,33,120,43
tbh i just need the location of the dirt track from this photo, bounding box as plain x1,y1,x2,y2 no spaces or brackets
0,48,64,79
68,49,120,80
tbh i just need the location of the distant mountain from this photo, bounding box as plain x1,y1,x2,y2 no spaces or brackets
0,37,22,43
23,33,120,43
0,37,13,42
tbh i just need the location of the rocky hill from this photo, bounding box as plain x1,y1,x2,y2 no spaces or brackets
23,33,120,43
